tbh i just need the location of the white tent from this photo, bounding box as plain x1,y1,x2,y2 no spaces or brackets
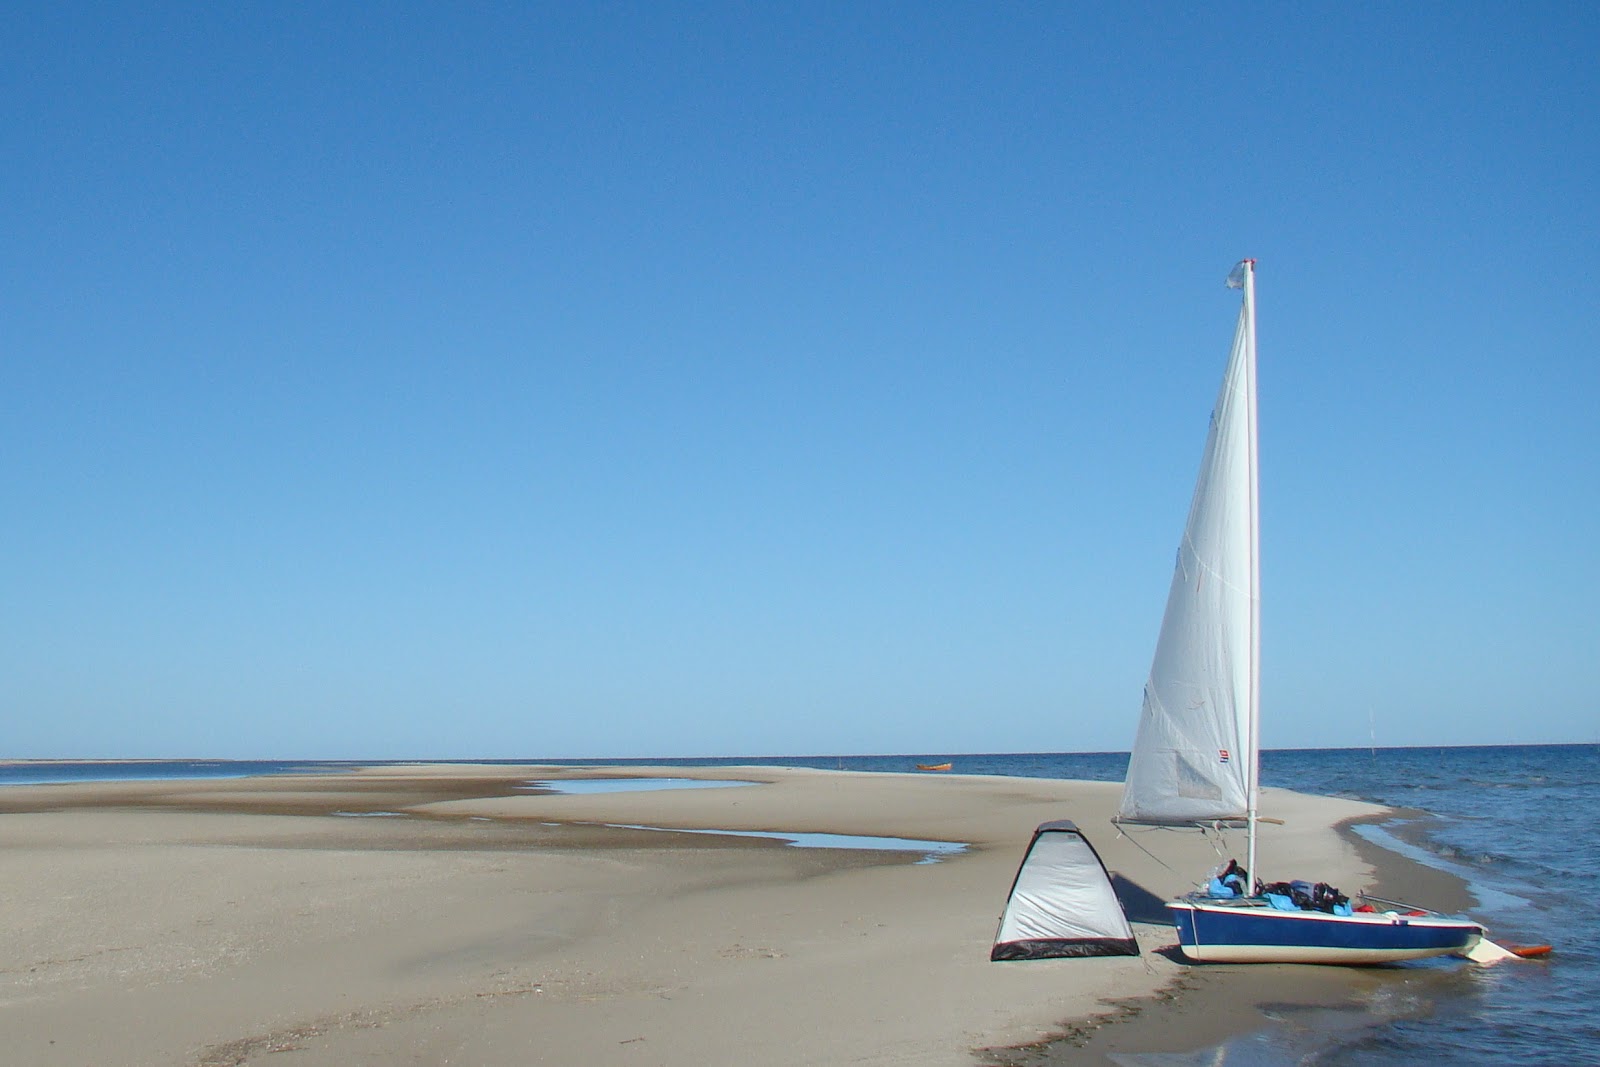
991,820,1138,960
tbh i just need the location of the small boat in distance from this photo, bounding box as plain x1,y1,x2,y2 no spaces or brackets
1114,260,1484,965
916,762,953,772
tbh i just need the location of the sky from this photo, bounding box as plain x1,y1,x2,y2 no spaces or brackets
3,3,1595,759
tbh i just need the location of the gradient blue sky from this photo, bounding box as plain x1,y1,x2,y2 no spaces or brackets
4,3,1595,759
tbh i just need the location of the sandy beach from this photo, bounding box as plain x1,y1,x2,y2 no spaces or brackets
0,765,1468,1066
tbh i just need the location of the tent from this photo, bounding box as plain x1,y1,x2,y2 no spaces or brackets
991,820,1138,960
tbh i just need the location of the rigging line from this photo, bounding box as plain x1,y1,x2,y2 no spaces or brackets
1201,822,1240,863
1111,822,1185,877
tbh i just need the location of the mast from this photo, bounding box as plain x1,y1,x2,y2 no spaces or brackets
1242,259,1261,888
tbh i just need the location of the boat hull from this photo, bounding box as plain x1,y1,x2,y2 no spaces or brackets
1169,899,1482,965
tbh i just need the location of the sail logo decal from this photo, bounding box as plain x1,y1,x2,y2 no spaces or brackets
1219,749,1231,763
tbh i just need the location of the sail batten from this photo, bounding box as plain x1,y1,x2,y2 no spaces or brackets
1118,267,1258,831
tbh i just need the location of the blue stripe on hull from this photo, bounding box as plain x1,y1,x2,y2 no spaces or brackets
1170,901,1481,965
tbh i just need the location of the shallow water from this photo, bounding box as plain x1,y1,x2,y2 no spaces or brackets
607,823,965,862
529,776,755,794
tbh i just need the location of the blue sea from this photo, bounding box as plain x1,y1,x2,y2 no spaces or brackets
6,744,1595,1064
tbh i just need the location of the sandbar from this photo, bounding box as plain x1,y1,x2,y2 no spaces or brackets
0,764,1468,1065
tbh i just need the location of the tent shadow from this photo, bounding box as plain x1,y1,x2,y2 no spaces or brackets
1109,873,1172,924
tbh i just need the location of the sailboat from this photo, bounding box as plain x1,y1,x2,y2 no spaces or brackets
1114,260,1485,964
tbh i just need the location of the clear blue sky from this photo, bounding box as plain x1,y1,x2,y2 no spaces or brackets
4,3,1595,759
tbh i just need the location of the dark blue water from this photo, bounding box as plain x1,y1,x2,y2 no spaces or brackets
7,745,1594,1063
0,759,358,786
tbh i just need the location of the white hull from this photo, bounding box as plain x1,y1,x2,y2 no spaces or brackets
1178,941,1479,965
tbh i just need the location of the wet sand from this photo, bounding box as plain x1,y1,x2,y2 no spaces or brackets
0,765,1471,1065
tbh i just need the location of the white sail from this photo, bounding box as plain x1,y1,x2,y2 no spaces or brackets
1118,267,1258,827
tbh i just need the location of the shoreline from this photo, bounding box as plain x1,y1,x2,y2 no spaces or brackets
990,811,1482,1065
0,765,1476,1066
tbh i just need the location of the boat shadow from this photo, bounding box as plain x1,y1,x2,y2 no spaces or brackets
1110,873,1173,925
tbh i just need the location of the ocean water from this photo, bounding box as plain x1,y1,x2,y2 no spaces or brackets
6,745,1595,1064
1251,744,1599,1066
0,758,356,786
